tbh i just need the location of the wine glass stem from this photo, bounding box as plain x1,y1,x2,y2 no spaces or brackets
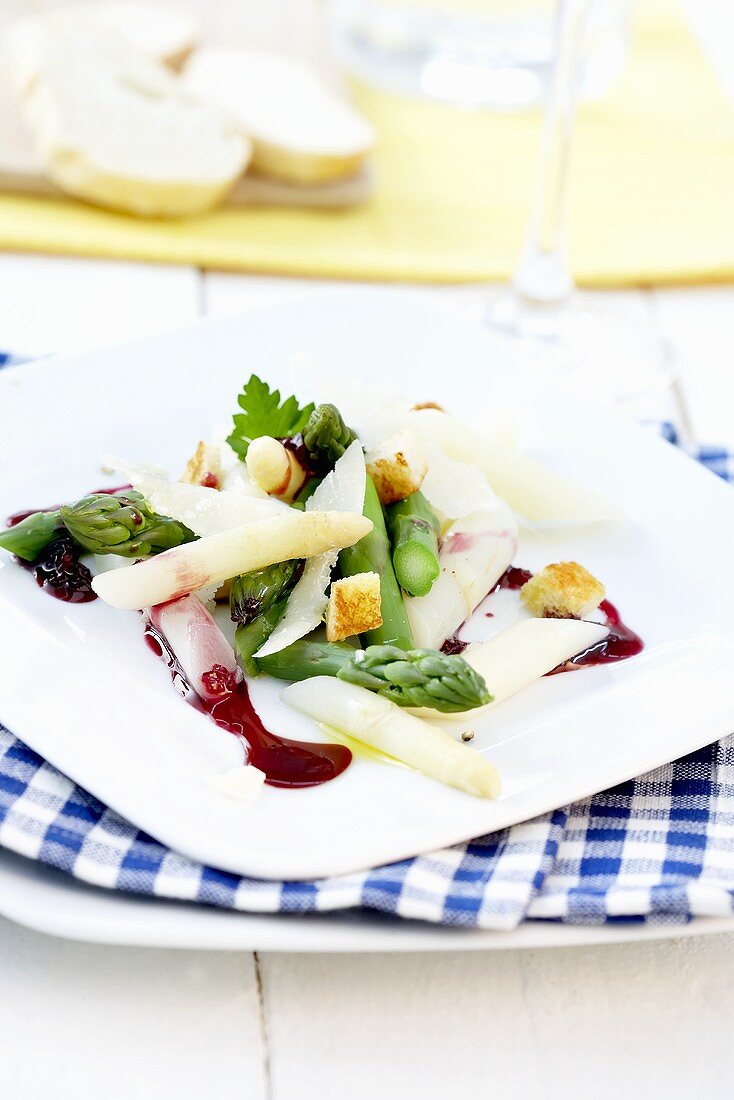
513,0,588,308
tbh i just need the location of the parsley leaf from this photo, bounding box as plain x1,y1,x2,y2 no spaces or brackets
226,375,315,460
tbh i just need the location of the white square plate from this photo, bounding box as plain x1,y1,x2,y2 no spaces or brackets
1,289,733,880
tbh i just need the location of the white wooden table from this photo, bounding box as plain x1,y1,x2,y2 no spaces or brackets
2,2,734,1097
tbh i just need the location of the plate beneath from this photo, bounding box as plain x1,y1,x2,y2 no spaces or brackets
1,288,734,880
0,848,732,952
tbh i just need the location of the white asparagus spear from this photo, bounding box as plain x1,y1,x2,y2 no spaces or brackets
432,618,610,721
148,593,240,703
92,509,372,610
405,502,518,649
282,678,501,799
408,408,623,523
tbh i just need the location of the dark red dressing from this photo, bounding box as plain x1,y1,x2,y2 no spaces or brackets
23,534,96,603
492,566,534,592
207,684,352,789
144,621,352,790
546,598,644,673
441,635,469,656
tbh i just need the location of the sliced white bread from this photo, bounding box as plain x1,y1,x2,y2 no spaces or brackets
182,48,375,185
22,29,251,217
5,3,200,95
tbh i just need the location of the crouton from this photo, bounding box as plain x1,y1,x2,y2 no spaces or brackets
366,431,428,505
520,561,605,620
326,572,382,641
181,440,223,490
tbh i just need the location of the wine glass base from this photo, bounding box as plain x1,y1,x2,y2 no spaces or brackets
484,290,684,425
485,290,574,342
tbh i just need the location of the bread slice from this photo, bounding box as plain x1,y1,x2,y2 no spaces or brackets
5,3,200,95
22,29,251,217
182,49,374,185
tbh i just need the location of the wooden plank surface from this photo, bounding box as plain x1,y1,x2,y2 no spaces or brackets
260,935,734,1100
0,920,267,1098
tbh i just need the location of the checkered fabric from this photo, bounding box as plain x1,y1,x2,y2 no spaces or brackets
1,350,732,926
0,351,28,369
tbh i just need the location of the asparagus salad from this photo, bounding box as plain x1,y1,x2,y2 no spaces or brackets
1,375,641,802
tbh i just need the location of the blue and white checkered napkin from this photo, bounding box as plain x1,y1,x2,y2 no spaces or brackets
2,345,734,928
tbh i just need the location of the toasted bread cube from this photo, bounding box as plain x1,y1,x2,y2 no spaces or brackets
366,431,428,505
181,441,223,490
520,561,605,620
326,572,382,642
412,401,445,412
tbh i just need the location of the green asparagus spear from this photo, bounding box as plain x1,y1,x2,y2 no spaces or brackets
61,492,195,557
235,598,289,677
257,640,491,713
338,476,415,650
302,403,357,465
292,402,356,504
230,559,301,625
0,511,63,561
1,492,195,563
386,492,441,598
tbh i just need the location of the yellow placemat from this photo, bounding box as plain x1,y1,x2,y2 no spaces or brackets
0,0,731,286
